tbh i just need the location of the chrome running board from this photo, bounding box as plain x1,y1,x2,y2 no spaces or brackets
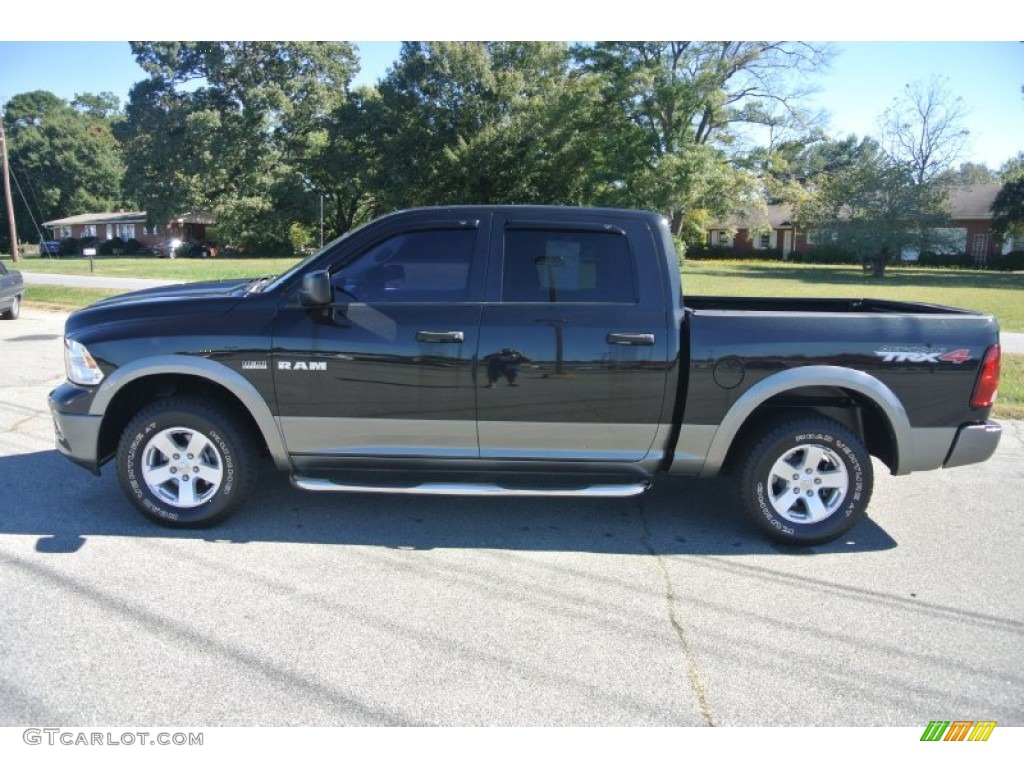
291,475,649,498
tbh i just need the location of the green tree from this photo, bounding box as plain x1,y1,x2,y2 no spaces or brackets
934,162,998,186
571,41,829,240
361,41,599,214
797,153,952,276
999,152,1024,182
2,90,125,249
121,41,357,252
991,178,1024,244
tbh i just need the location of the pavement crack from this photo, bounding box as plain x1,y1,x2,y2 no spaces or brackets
636,501,715,726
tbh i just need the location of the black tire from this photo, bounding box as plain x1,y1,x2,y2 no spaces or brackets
2,294,20,320
116,396,256,528
738,416,873,545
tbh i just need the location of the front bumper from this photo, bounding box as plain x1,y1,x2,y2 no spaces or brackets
944,420,1002,469
49,385,102,475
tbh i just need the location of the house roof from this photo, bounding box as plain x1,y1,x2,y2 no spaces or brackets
43,211,147,227
43,210,217,227
708,184,1003,231
945,184,1001,219
710,204,794,231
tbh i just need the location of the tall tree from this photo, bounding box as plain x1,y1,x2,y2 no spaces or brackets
121,41,357,252
797,152,952,276
991,178,1024,244
879,77,970,185
571,41,829,239
2,90,124,248
361,41,601,214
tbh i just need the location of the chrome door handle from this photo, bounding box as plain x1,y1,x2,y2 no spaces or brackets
416,330,465,343
606,332,655,346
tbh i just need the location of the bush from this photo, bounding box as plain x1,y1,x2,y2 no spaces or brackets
916,251,975,269
98,236,126,256
124,238,146,255
990,251,1024,272
788,245,860,265
60,237,80,255
685,245,785,261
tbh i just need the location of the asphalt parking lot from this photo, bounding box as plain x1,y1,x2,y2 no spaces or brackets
1,308,1022,727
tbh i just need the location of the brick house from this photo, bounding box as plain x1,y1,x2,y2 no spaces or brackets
706,184,1013,264
42,210,216,249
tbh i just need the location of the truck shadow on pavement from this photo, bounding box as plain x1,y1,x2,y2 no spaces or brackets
0,450,897,556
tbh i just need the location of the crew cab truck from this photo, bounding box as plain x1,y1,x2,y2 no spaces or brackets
48,206,1003,544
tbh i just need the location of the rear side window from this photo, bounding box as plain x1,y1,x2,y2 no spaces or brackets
502,229,637,303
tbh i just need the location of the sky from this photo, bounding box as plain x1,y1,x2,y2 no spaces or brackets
1,9,1021,170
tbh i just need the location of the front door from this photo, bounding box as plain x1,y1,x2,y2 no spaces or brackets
272,217,487,466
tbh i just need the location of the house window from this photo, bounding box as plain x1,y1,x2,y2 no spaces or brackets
81,224,97,237
59,226,72,238
143,225,162,236
755,233,771,250
713,230,732,247
106,224,113,240
115,224,136,240
806,230,838,246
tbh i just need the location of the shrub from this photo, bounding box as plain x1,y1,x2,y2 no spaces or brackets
685,245,784,261
124,238,146,255
916,251,975,269
98,237,126,256
990,251,1024,272
788,245,860,265
60,236,80,255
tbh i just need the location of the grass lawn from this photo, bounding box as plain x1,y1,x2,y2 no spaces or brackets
684,260,1024,332
9,254,1022,419
998,354,1024,420
13,254,297,282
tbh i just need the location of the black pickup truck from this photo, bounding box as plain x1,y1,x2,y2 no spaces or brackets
48,206,1002,544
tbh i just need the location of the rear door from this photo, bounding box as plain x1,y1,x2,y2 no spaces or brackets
476,212,673,461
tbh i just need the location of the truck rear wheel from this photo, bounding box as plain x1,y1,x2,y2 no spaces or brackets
116,396,256,528
738,416,873,545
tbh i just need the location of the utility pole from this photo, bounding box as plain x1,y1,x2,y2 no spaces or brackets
0,105,19,262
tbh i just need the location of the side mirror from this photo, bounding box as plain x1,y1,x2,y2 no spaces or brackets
300,270,332,306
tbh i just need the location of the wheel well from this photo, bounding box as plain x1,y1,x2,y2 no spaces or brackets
97,374,269,466
720,385,898,475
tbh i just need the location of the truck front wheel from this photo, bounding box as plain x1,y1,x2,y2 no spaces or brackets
738,416,873,545
116,396,256,528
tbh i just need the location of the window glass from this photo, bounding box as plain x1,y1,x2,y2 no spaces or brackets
331,228,475,303
502,229,636,303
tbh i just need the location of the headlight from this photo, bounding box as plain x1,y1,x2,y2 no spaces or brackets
64,338,105,386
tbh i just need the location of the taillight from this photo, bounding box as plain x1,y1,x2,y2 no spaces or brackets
971,344,1000,408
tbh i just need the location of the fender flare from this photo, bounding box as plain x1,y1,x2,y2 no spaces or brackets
697,365,912,477
90,355,291,469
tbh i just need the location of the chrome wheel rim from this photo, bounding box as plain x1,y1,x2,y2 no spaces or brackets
766,443,848,524
141,427,224,508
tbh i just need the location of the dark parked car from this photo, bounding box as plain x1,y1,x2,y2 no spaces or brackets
153,237,213,259
0,260,24,320
39,240,62,256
